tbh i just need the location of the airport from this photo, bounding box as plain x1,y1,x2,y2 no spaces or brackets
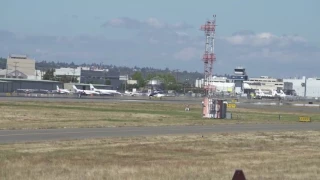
1,9,320,180
1,54,319,102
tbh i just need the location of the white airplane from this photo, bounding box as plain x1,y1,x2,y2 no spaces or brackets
56,85,71,94
72,85,100,95
123,90,140,96
89,84,122,95
148,91,166,98
255,89,274,99
273,89,286,98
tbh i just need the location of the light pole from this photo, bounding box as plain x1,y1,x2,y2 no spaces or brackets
304,76,307,98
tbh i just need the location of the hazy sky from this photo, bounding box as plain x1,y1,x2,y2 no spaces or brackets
1,0,319,77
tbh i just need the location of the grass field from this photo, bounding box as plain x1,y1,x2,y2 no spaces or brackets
0,100,319,130
0,131,319,180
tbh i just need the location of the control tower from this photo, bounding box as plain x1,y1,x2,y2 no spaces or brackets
229,67,248,95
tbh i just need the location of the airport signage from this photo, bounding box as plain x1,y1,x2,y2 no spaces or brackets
231,99,238,103
227,103,237,108
299,116,311,122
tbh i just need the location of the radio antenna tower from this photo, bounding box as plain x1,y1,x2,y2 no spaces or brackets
200,14,216,97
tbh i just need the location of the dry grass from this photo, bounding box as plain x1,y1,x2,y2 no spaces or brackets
0,100,319,130
0,131,320,179
0,100,224,129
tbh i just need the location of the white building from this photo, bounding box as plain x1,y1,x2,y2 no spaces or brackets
284,76,320,97
0,54,43,80
244,76,284,91
54,67,81,82
195,76,234,92
6,54,36,78
26,70,43,80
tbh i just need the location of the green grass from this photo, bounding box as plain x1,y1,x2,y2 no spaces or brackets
0,100,319,130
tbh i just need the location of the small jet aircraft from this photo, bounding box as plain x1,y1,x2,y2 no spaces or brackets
72,85,100,95
89,84,122,96
56,85,71,94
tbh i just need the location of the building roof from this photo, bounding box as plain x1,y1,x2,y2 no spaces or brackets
9,54,28,59
0,78,60,83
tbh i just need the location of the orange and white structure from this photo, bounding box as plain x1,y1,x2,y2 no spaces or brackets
200,14,217,97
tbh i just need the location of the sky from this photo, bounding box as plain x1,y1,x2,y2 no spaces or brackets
0,0,319,77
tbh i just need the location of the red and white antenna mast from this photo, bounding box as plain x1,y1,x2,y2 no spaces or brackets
200,14,216,97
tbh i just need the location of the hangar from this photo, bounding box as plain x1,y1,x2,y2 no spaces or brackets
0,78,63,92
0,80,12,93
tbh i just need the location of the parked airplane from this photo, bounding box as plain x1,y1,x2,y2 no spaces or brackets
123,90,140,96
72,85,100,95
89,84,122,96
56,85,71,94
273,89,286,98
149,91,166,99
254,89,274,99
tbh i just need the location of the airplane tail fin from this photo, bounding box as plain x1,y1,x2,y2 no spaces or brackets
72,85,78,90
57,85,59,90
89,84,96,91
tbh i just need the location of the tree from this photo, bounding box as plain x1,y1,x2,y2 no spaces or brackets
0,57,6,69
42,68,56,80
105,79,111,85
58,75,79,83
131,72,146,88
145,73,178,90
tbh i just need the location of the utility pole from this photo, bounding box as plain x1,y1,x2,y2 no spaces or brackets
124,74,128,92
5,63,8,78
304,76,307,98
13,62,19,78
173,69,179,82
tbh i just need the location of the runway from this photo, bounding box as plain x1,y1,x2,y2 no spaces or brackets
0,123,319,144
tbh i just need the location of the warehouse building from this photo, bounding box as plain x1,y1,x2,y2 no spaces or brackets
0,80,12,93
80,69,123,90
283,76,320,97
54,67,81,82
0,78,63,92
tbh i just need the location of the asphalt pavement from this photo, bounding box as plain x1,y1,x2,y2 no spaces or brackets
0,123,319,144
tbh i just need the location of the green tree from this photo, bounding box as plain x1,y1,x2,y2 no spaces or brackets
105,79,111,85
145,73,178,90
131,72,146,88
42,68,56,80
0,57,6,69
58,75,79,83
